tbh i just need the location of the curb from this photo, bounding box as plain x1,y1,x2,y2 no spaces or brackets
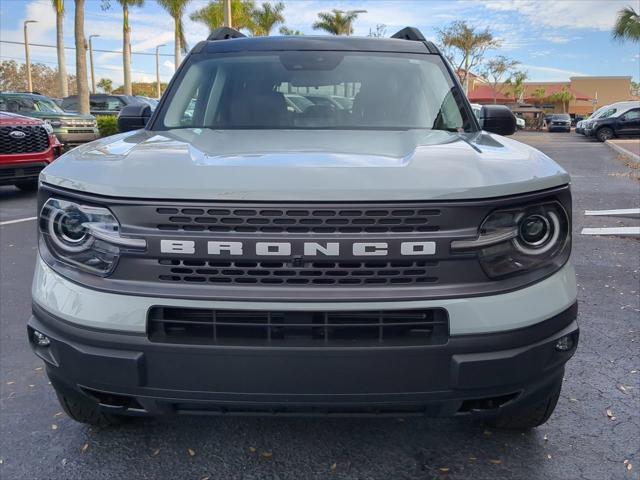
605,140,640,167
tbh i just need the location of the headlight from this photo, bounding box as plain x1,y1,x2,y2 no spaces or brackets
42,122,54,134
39,198,145,276
451,201,570,279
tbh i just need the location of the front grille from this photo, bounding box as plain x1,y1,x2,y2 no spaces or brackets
155,206,441,234
0,126,49,154
0,164,45,180
157,259,439,285
148,307,449,347
68,129,96,133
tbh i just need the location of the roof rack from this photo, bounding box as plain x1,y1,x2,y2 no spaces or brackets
390,27,426,42
207,27,247,41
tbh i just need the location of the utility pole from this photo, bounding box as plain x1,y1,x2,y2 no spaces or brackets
156,44,166,99
223,0,232,28
89,34,100,94
23,20,37,92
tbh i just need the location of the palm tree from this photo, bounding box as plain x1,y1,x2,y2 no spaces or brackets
52,0,68,97
250,2,284,36
279,26,303,35
549,87,574,113
102,0,144,95
74,0,89,114
312,9,360,36
157,0,191,68
531,87,547,106
613,6,640,43
189,0,255,33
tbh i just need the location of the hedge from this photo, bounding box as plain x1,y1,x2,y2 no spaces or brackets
97,115,119,137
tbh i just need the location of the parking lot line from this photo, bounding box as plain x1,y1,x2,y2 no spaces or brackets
0,216,36,226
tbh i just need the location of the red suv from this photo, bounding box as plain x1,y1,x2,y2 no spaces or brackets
0,111,62,190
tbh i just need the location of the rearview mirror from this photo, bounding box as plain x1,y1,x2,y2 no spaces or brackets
117,104,151,132
479,105,516,136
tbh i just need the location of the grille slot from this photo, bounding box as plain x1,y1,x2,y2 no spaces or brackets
158,259,439,285
148,307,449,347
0,164,46,179
156,206,441,234
0,126,49,154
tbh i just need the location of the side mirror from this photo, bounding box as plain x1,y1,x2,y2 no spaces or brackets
479,105,517,136
117,104,151,132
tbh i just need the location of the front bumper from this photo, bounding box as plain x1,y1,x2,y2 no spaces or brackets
29,302,578,417
55,129,100,145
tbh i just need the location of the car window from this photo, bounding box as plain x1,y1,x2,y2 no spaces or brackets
160,51,472,132
33,98,64,113
1,97,36,114
91,96,125,111
597,108,617,119
622,109,640,120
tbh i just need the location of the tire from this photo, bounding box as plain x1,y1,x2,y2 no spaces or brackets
55,389,126,427
15,180,38,191
484,382,561,430
596,127,614,142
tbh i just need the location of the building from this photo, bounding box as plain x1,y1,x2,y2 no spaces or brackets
467,75,636,117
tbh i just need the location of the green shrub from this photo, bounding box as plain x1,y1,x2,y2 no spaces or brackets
97,115,118,137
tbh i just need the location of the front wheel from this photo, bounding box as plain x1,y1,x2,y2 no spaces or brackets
596,127,614,142
484,382,561,430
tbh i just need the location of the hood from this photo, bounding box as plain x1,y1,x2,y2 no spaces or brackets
0,111,44,126
41,128,570,201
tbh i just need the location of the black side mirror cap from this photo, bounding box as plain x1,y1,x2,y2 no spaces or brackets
117,104,151,132
479,105,517,136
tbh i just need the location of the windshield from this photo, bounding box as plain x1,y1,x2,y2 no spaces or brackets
551,114,570,120
0,96,64,114
157,51,473,131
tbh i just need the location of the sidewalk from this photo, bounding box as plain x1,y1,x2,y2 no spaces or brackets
606,139,640,166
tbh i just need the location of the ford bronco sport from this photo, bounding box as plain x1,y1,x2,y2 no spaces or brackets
29,27,578,429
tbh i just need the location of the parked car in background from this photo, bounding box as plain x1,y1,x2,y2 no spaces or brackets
588,107,640,142
547,114,571,132
515,115,525,130
284,93,315,113
583,101,640,137
0,92,99,148
135,96,159,110
0,112,61,190
62,94,146,117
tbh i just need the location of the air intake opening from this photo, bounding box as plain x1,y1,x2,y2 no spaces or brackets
81,388,146,411
457,392,519,413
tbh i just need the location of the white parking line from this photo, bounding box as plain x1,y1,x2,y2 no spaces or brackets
581,227,640,236
0,216,37,226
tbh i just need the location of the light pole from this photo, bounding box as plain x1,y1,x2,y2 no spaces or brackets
88,34,100,94
223,0,232,28
23,20,37,92
155,44,166,99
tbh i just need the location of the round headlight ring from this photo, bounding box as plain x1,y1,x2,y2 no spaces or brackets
46,206,93,253
513,211,561,255
519,214,551,246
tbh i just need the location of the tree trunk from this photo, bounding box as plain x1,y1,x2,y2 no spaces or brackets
74,0,89,114
56,8,68,97
462,51,469,94
174,16,181,70
123,4,132,95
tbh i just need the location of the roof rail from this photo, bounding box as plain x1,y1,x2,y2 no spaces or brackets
207,27,247,41
390,27,426,42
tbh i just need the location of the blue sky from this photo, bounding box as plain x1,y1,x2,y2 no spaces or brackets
0,0,638,87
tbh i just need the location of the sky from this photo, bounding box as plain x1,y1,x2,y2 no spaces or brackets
0,0,638,87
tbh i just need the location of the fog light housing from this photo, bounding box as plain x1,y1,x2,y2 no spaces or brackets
33,330,51,347
555,334,574,352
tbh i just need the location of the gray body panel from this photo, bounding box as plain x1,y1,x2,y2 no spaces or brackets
41,128,569,201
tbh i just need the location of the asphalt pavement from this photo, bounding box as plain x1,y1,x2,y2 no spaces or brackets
0,131,638,480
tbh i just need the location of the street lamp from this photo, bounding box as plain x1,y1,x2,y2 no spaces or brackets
223,0,232,28
88,34,100,94
23,20,37,92
155,44,166,99
336,10,366,36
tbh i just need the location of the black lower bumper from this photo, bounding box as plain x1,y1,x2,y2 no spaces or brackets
28,302,578,417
